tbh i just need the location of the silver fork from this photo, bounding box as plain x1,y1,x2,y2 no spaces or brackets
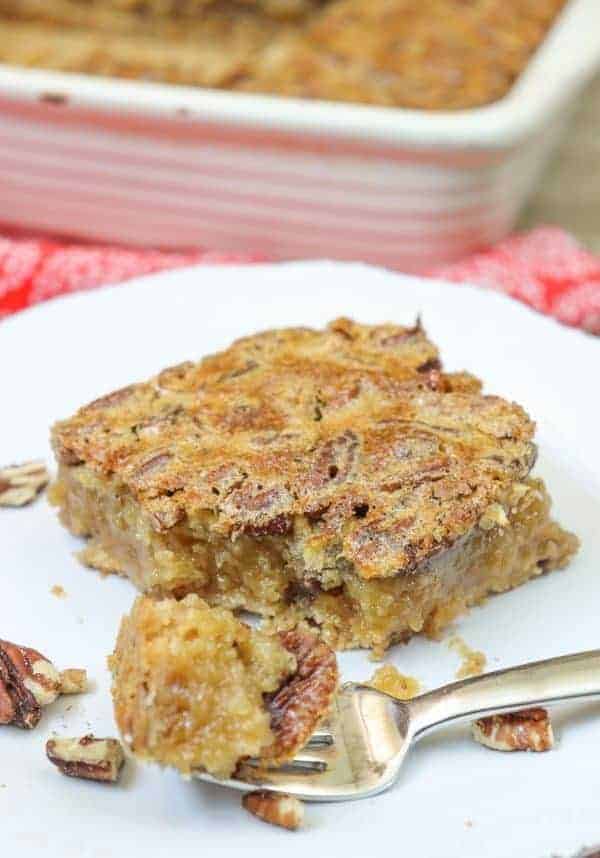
195,649,600,801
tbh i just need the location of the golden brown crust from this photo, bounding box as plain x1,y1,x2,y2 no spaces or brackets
52,318,537,581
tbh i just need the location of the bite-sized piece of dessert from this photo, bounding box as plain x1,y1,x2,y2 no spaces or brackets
110,595,338,778
51,318,578,654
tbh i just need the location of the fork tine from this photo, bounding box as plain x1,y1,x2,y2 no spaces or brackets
275,760,329,774
304,730,335,748
194,683,411,801
244,757,328,773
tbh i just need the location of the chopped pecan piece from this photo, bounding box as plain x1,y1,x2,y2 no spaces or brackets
472,707,554,752
0,640,61,728
0,461,49,507
242,791,304,830
60,669,88,695
46,736,125,782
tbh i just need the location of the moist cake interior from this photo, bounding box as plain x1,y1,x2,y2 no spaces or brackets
53,469,577,653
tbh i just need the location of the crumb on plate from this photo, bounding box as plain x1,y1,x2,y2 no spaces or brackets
448,635,487,678
367,664,421,699
50,584,67,598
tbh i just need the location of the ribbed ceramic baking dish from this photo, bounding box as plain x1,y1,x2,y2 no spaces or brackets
0,0,598,270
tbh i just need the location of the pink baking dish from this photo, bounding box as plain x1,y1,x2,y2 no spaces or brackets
0,0,598,271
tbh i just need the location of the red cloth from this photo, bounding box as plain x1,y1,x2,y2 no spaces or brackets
430,228,600,335
1,227,599,334
0,237,263,318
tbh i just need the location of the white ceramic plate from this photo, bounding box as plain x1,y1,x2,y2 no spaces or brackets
1,261,599,858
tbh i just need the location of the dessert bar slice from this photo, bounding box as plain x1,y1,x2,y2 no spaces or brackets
51,318,578,654
110,595,338,778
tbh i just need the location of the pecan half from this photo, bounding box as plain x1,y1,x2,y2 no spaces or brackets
0,461,49,507
472,707,554,752
0,640,61,728
46,736,125,783
242,791,304,830
263,628,338,763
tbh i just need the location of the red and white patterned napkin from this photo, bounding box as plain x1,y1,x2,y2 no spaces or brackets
430,228,600,335
1,227,599,334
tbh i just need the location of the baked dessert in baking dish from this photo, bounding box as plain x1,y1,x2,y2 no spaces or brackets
50,318,578,654
110,595,338,777
0,0,567,109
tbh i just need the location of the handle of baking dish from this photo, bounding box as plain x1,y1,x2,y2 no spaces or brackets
409,649,600,738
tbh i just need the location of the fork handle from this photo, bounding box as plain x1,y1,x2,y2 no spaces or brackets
408,649,600,739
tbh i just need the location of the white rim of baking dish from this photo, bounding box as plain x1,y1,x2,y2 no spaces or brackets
0,0,598,151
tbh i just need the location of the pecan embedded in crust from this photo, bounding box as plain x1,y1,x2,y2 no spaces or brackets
306,430,359,489
472,707,554,752
243,514,292,537
46,735,125,782
84,384,140,412
0,640,61,728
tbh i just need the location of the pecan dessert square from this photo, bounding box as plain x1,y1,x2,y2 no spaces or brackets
50,318,578,654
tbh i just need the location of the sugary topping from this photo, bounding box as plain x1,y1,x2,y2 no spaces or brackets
53,318,536,579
